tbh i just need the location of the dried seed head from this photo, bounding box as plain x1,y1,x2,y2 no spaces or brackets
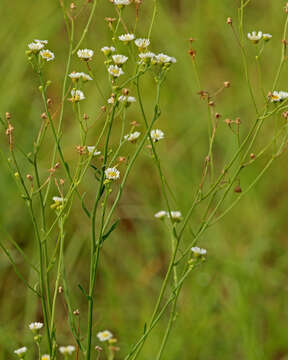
5,112,11,120
130,120,140,127
58,286,63,293
208,101,215,107
73,309,80,316
215,113,221,119
119,156,126,163
235,117,241,125
226,17,232,25
285,3,288,13
123,88,130,95
225,118,232,126
282,111,288,119
95,346,103,352
188,49,196,58
41,112,48,120
5,123,14,136
282,39,287,46
101,106,106,112
83,113,89,120
76,145,86,155
26,174,33,181
60,178,65,185
250,153,256,159
224,81,230,88
47,98,52,105
54,162,61,169
189,37,196,44
234,185,242,193
70,2,76,9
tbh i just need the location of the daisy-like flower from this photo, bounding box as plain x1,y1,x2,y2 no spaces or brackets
119,33,135,42
28,42,44,52
81,72,93,81
97,330,113,342
247,31,263,43
139,52,155,63
29,322,43,331
168,211,182,222
191,246,207,256
112,54,128,65
69,72,93,82
71,89,85,102
87,146,101,156
135,38,150,50
150,129,164,142
53,196,64,203
14,347,27,358
154,53,176,65
101,46,116,56
105,167,120,181
108,65,124,78
41,355,50,360
34,39,48,45
118,95,136,104
107,96,115,104
113,0,131,5
124,131,141,143
279,91,288,100
263,33,272,41
77,48,94,61
40,49,55,62
154,210,167,219
59,346,76,356
270,91,288,102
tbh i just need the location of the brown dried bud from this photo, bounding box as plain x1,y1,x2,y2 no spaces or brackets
285,3,288,13
58,286,63,293
224,81,230,88
235,117,241,125
225,118,232,126
234,185,242,193
73,309,80,316
250,153,256,159
47,98,52,105
282,39,287,46
41,112,48,120
54,162,61,169
227,17,232,25
208,101,215,107
123,88,129,95
283,111,288,119
119,156,126,163
105,17,116,24
5,112,11,120
26,174,33,181
95,346,103,352
60,178,65,185
76,145,86,155
188,49,196,58
83,113,89,120
189,37,196,44
5,123,14,136
215,113,221,119
70,2,76,9
101,106,107,112
130,120,140,127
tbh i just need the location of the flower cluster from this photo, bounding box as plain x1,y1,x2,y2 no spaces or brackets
27,39,55,62
69,72,93,82
124,131,141,143
247,31,272,43
270,90,288,102
154,210,182,222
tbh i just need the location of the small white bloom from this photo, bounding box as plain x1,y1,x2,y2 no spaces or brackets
112,54,128,65
87,146,101,156
119,33,135,42
53,196,64,203
40,49,55,62
247,31,263,43
279,91,288,100
34,39,48,45
80,72,93,81
14,347,27,357
69,72,82,80
124,131,141,143
101,46,116,56
191,246,207,256
77,48,94,60
97,330,113,342
270,91,288,102
118,95,136,104
107,97,115,104
41,355,50,360
113,0,131,5
28,42,44,51
168,211,182,222
263,33,272,41
59,346,76,356
135,38,150,49
139,52,155,63
108,65,124,78
105,167,120,180
154,210,167,219
150,129,164,142
155,53,176,65
29,322,43,331
71,89,85,102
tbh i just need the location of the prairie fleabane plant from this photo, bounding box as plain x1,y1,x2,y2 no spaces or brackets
1,0,288,359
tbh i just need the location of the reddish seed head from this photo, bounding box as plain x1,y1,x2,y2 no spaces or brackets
235,117,241,125
215,113,221,119
234,185,242,193
227,17,232,25
70,2,76,9
47,98,52,105
225,118,232,125
250,153,256,159
224,81,230,88
5,112,11,120
208,101,215,107
26,174,33,181
83,113,89,120
101,106,106,112
41,112,48,120
123,88,129,95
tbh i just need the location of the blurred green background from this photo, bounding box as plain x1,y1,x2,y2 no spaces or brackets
1,0,288,359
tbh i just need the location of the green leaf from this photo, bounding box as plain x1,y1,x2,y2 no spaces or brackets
101,219,120,244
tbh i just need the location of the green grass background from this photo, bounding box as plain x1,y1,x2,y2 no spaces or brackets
1,0,288,359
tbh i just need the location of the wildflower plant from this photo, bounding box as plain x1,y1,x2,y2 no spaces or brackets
1,0,288,359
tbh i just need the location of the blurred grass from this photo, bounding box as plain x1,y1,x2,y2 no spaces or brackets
1,0,288,359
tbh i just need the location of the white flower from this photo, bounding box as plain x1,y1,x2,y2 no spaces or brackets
247,31,263,43
118,95,136,104
135,38,150,49
112,54,128,65
97,330,113,342
71,89,85,102
101,46,116,56
108,65,124,77
168,211,182,222
139,52,155,63
53,196,64,203
34,39,48,45
40,49,55,62
87,146,101,156
14,347,27,357
69,72,92,81
108,97,115,104
150,129,164,142
77,48,94,60
270,91,288,102
119,33,135,42
105,167,120,180
155,53,176,65
81,72,93,81
191,246,207,256
59,346,76,356
41,355,50,360
279,91,288,100
263,33,272,41
124,131,141,142
154,210,167,219
113,0,131,5
28,42,44,51
29,322,43,331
